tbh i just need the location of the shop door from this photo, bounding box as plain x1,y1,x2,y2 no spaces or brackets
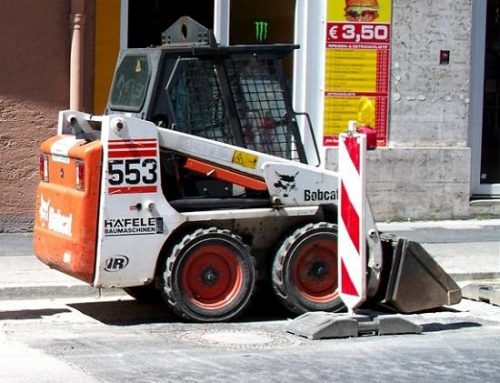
481,0,500,187
128,0,214,48
229,0,295,76
471,0,500,196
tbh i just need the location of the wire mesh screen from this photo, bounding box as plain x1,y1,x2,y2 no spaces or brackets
226,57,300,161
169,59,236,145
168,56,301,161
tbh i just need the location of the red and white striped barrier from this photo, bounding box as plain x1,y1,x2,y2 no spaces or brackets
338,130,367,312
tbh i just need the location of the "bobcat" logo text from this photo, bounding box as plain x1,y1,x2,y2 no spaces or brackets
39,196,73,237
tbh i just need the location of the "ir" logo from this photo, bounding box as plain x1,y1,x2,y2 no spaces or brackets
104,255,129,272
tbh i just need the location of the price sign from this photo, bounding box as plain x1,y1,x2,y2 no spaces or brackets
323,0,392,147
328,23,390,44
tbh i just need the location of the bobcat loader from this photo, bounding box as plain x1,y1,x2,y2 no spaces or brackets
34,17,460,322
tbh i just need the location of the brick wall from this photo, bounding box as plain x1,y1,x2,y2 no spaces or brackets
0,0,70,232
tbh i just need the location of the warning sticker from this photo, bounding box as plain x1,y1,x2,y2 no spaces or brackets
232,150,258,169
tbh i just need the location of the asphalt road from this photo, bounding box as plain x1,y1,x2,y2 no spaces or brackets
1,221,499,382
1,296,500,383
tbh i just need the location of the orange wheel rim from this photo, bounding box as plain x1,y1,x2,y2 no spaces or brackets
181,244,243,310
291,238,338,303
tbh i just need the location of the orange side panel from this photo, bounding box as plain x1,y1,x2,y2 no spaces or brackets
33,137,102,284
184,158,268,191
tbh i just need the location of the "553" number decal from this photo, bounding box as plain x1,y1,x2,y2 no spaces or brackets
108,158,158,186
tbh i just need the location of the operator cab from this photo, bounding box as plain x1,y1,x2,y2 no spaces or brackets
106,17,310,164
105,17,316,207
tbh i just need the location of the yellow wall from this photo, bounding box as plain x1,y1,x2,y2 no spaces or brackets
93,0,121,114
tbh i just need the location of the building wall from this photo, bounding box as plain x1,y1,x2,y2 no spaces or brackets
370,0,472,220
390,0,470,147
0,0,71,232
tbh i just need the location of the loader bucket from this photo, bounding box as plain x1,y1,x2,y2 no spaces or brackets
374,234,462,313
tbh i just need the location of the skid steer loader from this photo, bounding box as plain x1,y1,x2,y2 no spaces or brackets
33,17,461,322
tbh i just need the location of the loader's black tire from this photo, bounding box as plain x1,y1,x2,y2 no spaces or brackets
162,228,256,322
272,222,345,314
124,285,162,303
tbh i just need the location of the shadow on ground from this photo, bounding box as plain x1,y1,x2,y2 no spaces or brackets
68,287,294,326
422,321,482,332
0,308,71,320
69,299,177,325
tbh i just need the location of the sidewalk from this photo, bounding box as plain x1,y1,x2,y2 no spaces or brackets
377,219,500,283
1,219,499,301
0,233,122,300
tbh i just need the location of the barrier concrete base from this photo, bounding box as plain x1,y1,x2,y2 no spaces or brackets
285,311,423,340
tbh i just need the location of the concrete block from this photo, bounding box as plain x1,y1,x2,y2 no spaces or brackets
285,312,422,340
285,312,358,340
491,289,500,307
462,283,500,307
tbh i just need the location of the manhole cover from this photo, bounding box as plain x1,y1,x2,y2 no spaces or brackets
202,330,273,345
173,329,301,349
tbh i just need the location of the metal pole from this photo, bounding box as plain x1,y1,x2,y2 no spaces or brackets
120,0,129,50
214,0,230,46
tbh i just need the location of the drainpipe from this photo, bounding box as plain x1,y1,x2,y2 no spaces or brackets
70,0,86,110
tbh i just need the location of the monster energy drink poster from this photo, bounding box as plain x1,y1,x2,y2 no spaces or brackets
255,20,268,42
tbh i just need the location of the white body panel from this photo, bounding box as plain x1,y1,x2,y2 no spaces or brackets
94,116,185,288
